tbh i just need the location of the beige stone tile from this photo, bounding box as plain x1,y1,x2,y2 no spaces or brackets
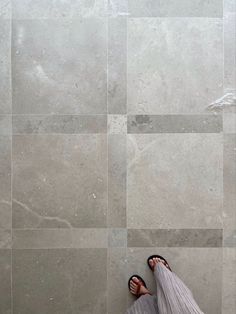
12,19,107,114
222,248,236,313
0,136,11,229
13,248,107,314
127,134,223,228
127,18,223,114
0,249,11,314
13,135,107,228
13,229,108,249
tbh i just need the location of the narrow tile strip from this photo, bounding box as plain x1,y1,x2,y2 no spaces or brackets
223,134,236,246
12,115,107,134
108,135,127,227
128,0,223,17
0,229,11,249
13,229,108,249
108,18,127,114
127,229,223,247
0,115,12,135
128,115,222,133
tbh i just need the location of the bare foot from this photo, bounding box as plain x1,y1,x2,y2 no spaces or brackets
149,257,171,272
129,277,151,297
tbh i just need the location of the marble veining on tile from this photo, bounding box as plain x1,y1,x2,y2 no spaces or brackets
12,19,107,114
127,18,223,114
1,0,235,312
13,135,107,228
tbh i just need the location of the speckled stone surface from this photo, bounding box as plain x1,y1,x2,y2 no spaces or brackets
0,1,235,313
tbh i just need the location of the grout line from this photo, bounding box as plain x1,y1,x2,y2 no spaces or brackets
10,9,13,314
106,13,109,314
125,6,128,309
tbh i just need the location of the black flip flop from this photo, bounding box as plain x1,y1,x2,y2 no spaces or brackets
128,275,149,297
147,255,172,271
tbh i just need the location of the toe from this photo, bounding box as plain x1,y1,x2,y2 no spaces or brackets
149,259,154,268
132,277,139,284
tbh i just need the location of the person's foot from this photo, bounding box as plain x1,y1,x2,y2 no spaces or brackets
129,276,151,297
149,257,171,272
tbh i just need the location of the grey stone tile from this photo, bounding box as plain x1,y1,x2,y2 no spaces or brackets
127,18,223,114
222,248,236,314
224,229,236,247
108,0,128,17
0,249,11,314
13,229,108,249
224,13,236,90
224,0,236,13
108,228,127,247
108,135,126,227
223,113,236,133
12,135,107,228
127,229,222,247
0,19,11,114
0,0,11,18
108,114,127,134
0,115,11,135
0,136,11,229
223,134,236,243
127,134,223,229
108,18,127,114
128,0,161,17
128,0,223,17
0,229,11,248
107,248,127,314
12,248,107,314
13,115,107,134
128,114,223,133
12,0,107,18
126,247,222,314
12,19,107,114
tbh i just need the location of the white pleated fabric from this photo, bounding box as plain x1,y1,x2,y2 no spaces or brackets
126,263,204,314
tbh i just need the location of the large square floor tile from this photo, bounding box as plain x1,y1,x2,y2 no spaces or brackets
0,19,11,114
0,136,11,229
127,18,223,114
127,134,223,228
0,249,11,314
12,249,107,314
13,135,107,228
12,19,107,114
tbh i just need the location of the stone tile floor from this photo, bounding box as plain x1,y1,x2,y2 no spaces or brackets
0,1,235,313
